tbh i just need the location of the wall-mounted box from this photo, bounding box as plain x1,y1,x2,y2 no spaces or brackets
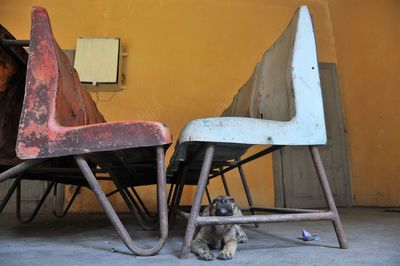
73,38,126,92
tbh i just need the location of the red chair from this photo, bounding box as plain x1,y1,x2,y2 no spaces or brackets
0,6,172,256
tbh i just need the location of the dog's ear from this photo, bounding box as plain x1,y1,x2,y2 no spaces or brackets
201,206,211,216
233,205,243,216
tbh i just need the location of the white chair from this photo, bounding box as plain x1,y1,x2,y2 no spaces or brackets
167,6,348,259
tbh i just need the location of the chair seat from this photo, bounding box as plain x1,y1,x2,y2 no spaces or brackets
17,119,172,159
167,115,326,175
176,116,326,146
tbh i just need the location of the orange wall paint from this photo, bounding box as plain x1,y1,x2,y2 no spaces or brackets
328,0,400,206
1,0,337,212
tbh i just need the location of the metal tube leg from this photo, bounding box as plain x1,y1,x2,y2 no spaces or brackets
309,146,348,249
75,146,168,256
106,188,119,197
167,183,175,205
179,144,215,259
106,171,151,226
175,181,185,210
155,146,169,246
0,176,22,214
168,183,179,220
16,179,56,224
169,182,179,208
238,164,255,212
238,164,258,227
0,159,46,183
174,167,188,209
123,186,158,229
219,169,231,196
170,166,188,229
205,186,212,204
130,186,157,218
53,184,82,218
110,169,158,230
168,183,180,228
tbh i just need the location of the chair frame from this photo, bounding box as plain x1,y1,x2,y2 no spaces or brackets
171,144,347,259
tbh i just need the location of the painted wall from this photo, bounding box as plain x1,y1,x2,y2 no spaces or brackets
1,0,337,212
328,0,400,206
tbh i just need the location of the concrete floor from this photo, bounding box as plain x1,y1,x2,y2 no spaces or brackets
0,208,399,265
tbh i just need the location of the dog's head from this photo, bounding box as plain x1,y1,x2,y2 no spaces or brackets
210,195,236,216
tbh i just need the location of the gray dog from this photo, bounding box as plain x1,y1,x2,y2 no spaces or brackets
191,195,248,260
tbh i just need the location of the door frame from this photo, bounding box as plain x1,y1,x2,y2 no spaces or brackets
273,62,352,208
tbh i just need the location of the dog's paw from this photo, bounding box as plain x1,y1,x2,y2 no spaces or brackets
237,234,248,244
217,250,233,260
198,252,214,261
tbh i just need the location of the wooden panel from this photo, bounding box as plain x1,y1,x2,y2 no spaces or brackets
274,63,352,208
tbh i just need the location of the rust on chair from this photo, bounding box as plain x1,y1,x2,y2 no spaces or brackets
17,7,171,159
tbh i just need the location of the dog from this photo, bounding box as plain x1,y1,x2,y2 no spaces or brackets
191,195,248,260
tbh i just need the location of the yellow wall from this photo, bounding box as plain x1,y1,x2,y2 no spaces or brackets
1,0,338,212
2,0,399,210
328,0,400,206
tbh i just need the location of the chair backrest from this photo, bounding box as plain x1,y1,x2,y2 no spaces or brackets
16,6,105,158
15,7,171,160
223,6,325,129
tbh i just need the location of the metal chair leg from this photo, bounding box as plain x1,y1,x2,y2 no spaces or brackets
169,166,188,229
74,145,168,256
16,179,56,223
169,182,179,208
0,175,22,214
179,144,215,259
0,159,47,183
167,183,175,205
237,163,258,227
123,186,158,226
219,168,231,196
174,167,188,210
205,186,212,205
52,184,82,218
111,175,158,230
168,182,179,228
238,164,255,212
309,146,348,249
106,188,119,197
129,186,158,220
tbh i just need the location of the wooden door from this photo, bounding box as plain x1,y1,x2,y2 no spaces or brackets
273,63,352,208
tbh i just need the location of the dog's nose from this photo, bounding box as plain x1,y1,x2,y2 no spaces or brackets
215,208,231,216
